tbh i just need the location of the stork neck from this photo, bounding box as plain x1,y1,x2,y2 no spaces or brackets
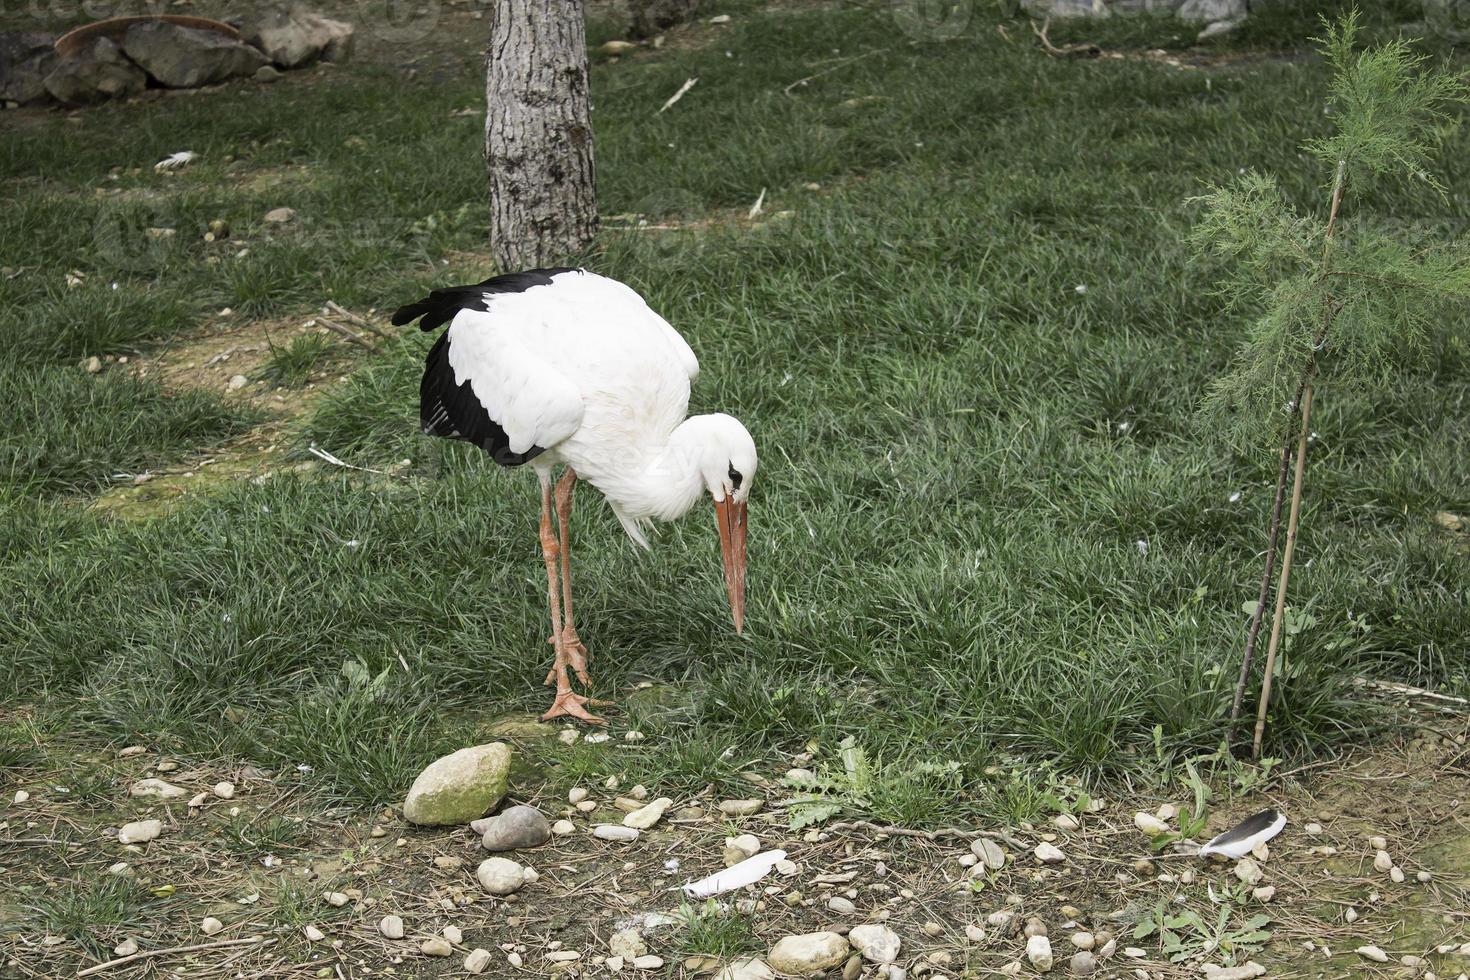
618,416,717,522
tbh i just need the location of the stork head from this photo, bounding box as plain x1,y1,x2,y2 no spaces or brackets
681,413,756,634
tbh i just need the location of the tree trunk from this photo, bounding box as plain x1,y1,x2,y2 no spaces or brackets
486,0,597,270
628,0,701,38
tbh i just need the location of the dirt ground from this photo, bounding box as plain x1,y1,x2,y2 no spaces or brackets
3,694,1469,980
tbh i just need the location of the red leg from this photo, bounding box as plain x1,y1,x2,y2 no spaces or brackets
536,471,603,724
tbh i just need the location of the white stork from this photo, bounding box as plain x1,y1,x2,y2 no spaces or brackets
392,268,756,723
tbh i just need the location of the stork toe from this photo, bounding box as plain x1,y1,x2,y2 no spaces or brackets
541,689,606,725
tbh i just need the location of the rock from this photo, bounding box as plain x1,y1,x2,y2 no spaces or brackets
1197,18,1244,41
569,787,589,804
403,743,512,826
848,924,901,964
263,206,299,225
1000,963,1023,977
83,356,103,375
114,938,139,956
322,891,349,907
131,778,188,800
768,933,851,976
599,39,639,55
610,930,647,960
609,956,625,971
228,374,249,390
718,960,774,980
43,37,146,105
842,954,863,980
1233,858,1262,886
1373,850,1393,873
1176,0,1245,22
719,799,764,816
1071,932,1095,950
476,856,535,894
1251,885,1276,902
576,800,597,812
14,789,30,804
421,938,452,957
201,917,223,935
1369,835,1388,850
478,804,551,851
965,924,987,943
433,856,462,870
379,915,404,939
1027,934,1054,972
0,31,57,105
238,7,354,68
827,896,856,914
987,910,1017,934
442,925,463,944
624,797,673,830
1390,866,1406,883
552,819,575,835
254,64,281,82
972,838,1007,869
303,925,325,942
120,22,266,88
118,819,162,845
1203,963,1266,980
1133,812,1169,836
1304,822,1323,834
1054,813,1080,831
464,948,493,974
595,824,639,842
1025,918,1048,938
632,956,664,970
921,922,943,938
213,781,235,799
1034,842,1065,863
725,834,760,865
1070,950,1097,975
1357,947,1390,963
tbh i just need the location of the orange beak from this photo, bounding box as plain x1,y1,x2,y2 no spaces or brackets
714,496,748,634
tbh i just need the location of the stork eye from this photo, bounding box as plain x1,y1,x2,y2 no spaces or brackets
727,463,742,490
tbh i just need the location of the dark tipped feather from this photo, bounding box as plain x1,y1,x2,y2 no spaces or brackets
1198,808,1285,858
392,267,578,331
419,332,544,467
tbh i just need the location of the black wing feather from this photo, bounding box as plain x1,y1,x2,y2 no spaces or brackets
400,268,578,468
391,267,578,331
419,332,545,467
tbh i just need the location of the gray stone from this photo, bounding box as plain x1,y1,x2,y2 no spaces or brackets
768,933,850,976
477,804,551,851
476,856,536,895
117,819,162,844
848,924,901,964
1176,0,1245,23
237,7,355,69
44,38,147,106
0,32,58,105
121,21,266,89
403,743,512,826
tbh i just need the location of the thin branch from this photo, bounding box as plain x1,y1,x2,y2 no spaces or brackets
324,301,390,339
316,316,375,350
657,76,698,114
782,49,885,97
1029,17,1101,59
77,937,271,977
1253,383,1315,758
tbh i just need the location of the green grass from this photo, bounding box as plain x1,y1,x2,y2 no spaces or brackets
0,0,1467,818
262,332,333,387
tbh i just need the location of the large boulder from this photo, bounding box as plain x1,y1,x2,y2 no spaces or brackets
44,38,147,106
0,31,58,105
237,7,354,69
120,21,266,88
403,743,512,826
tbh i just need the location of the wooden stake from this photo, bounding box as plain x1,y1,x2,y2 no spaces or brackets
1252,382,1315,758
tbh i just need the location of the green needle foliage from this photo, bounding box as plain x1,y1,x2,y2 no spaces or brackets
1193,11,1470,449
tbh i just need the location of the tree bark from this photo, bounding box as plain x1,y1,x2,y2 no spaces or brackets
486,0,597,270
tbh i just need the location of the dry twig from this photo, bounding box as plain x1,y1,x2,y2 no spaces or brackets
77,937,272,977
1030,17,1102,58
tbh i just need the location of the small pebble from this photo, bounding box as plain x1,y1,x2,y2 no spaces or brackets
464,948,492,974
1027,935,1054,972
379,915,405,939
421,938,452,957
442,925,463,944
323,891,349,907
213,781,235,799
201,917,223,936
594,825,639,842
114,938,139,956
1356,946,1389,963
569,787,589,804
304,925,326,942
1071,932,1095,950
553,819,575,835
1034,842,1065,864
1070,950,1097,975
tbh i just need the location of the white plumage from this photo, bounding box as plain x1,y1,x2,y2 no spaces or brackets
393,268,755,722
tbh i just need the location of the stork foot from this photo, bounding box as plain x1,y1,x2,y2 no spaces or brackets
543,630,591,686
540,689,609,725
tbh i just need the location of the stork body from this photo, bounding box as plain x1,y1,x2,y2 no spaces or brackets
393,269,755,722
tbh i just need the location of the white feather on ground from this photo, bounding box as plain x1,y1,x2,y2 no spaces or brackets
681,849,787,898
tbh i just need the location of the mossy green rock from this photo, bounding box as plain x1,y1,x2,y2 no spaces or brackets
403,742,512,826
